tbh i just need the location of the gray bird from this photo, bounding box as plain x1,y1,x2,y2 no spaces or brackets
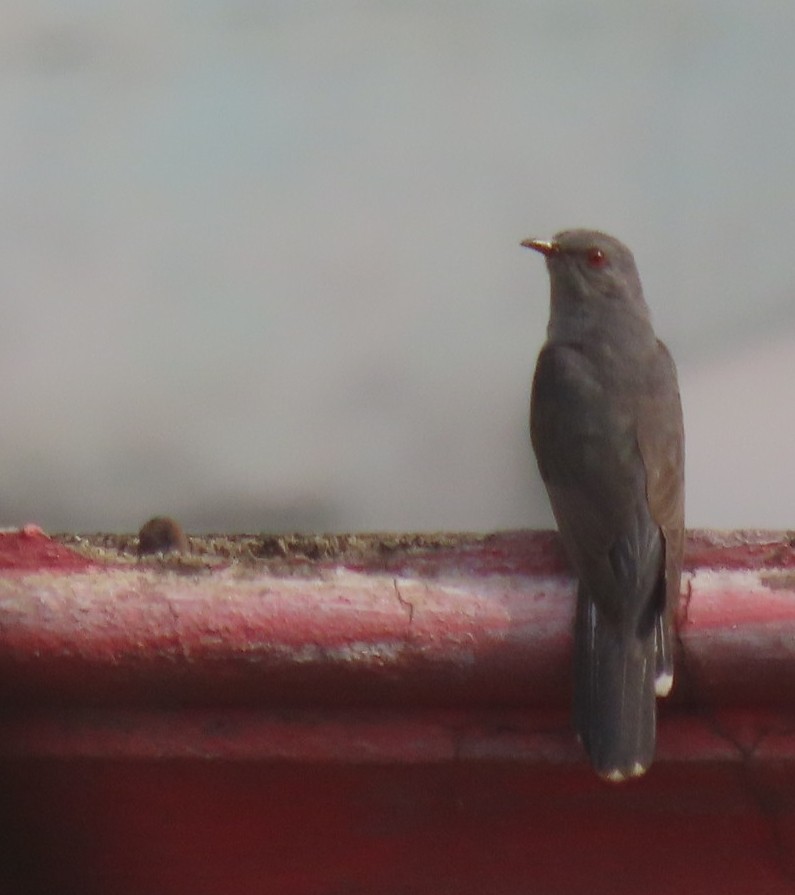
522,229,684,782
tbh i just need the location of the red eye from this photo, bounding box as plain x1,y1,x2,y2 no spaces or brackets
586,247,607,268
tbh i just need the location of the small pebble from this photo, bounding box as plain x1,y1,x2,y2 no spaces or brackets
137,516,188,555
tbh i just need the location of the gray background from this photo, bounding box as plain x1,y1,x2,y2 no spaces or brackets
1,2,793,533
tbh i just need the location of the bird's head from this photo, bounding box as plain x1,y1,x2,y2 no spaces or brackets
521,229,652,342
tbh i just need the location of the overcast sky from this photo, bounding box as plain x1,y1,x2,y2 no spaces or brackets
1,2,793,532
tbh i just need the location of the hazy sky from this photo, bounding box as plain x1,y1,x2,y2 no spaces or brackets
1,2,793,532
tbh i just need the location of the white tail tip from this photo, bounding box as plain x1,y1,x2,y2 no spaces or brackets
655,671,674,697
600,762,648,783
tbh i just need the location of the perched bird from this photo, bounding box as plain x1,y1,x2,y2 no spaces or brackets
522,229,684,781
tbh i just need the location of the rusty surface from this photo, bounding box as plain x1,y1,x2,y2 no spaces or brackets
0,528,792,710
1,526,795,894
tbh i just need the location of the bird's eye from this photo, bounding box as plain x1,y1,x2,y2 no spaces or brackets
586,247,607,268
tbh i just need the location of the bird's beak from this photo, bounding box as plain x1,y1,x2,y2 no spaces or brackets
521,238,559,257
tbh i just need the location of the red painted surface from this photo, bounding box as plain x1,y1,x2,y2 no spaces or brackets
0,528,794,894
0,524,95,572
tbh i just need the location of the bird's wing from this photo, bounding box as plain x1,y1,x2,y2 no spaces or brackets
636,339,685,608
531,343,660,623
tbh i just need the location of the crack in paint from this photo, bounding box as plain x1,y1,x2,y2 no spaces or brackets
392,578,414,626
161,591,192,661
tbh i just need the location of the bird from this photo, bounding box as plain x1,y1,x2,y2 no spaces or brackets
522,229,684,782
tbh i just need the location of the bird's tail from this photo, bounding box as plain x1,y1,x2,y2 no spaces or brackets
654,612,674,697
573,588,657,782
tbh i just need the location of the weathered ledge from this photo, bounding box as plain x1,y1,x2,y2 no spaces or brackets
2,527,795,894
0,527,792,761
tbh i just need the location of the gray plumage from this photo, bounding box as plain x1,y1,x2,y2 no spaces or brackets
523,229,684,781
